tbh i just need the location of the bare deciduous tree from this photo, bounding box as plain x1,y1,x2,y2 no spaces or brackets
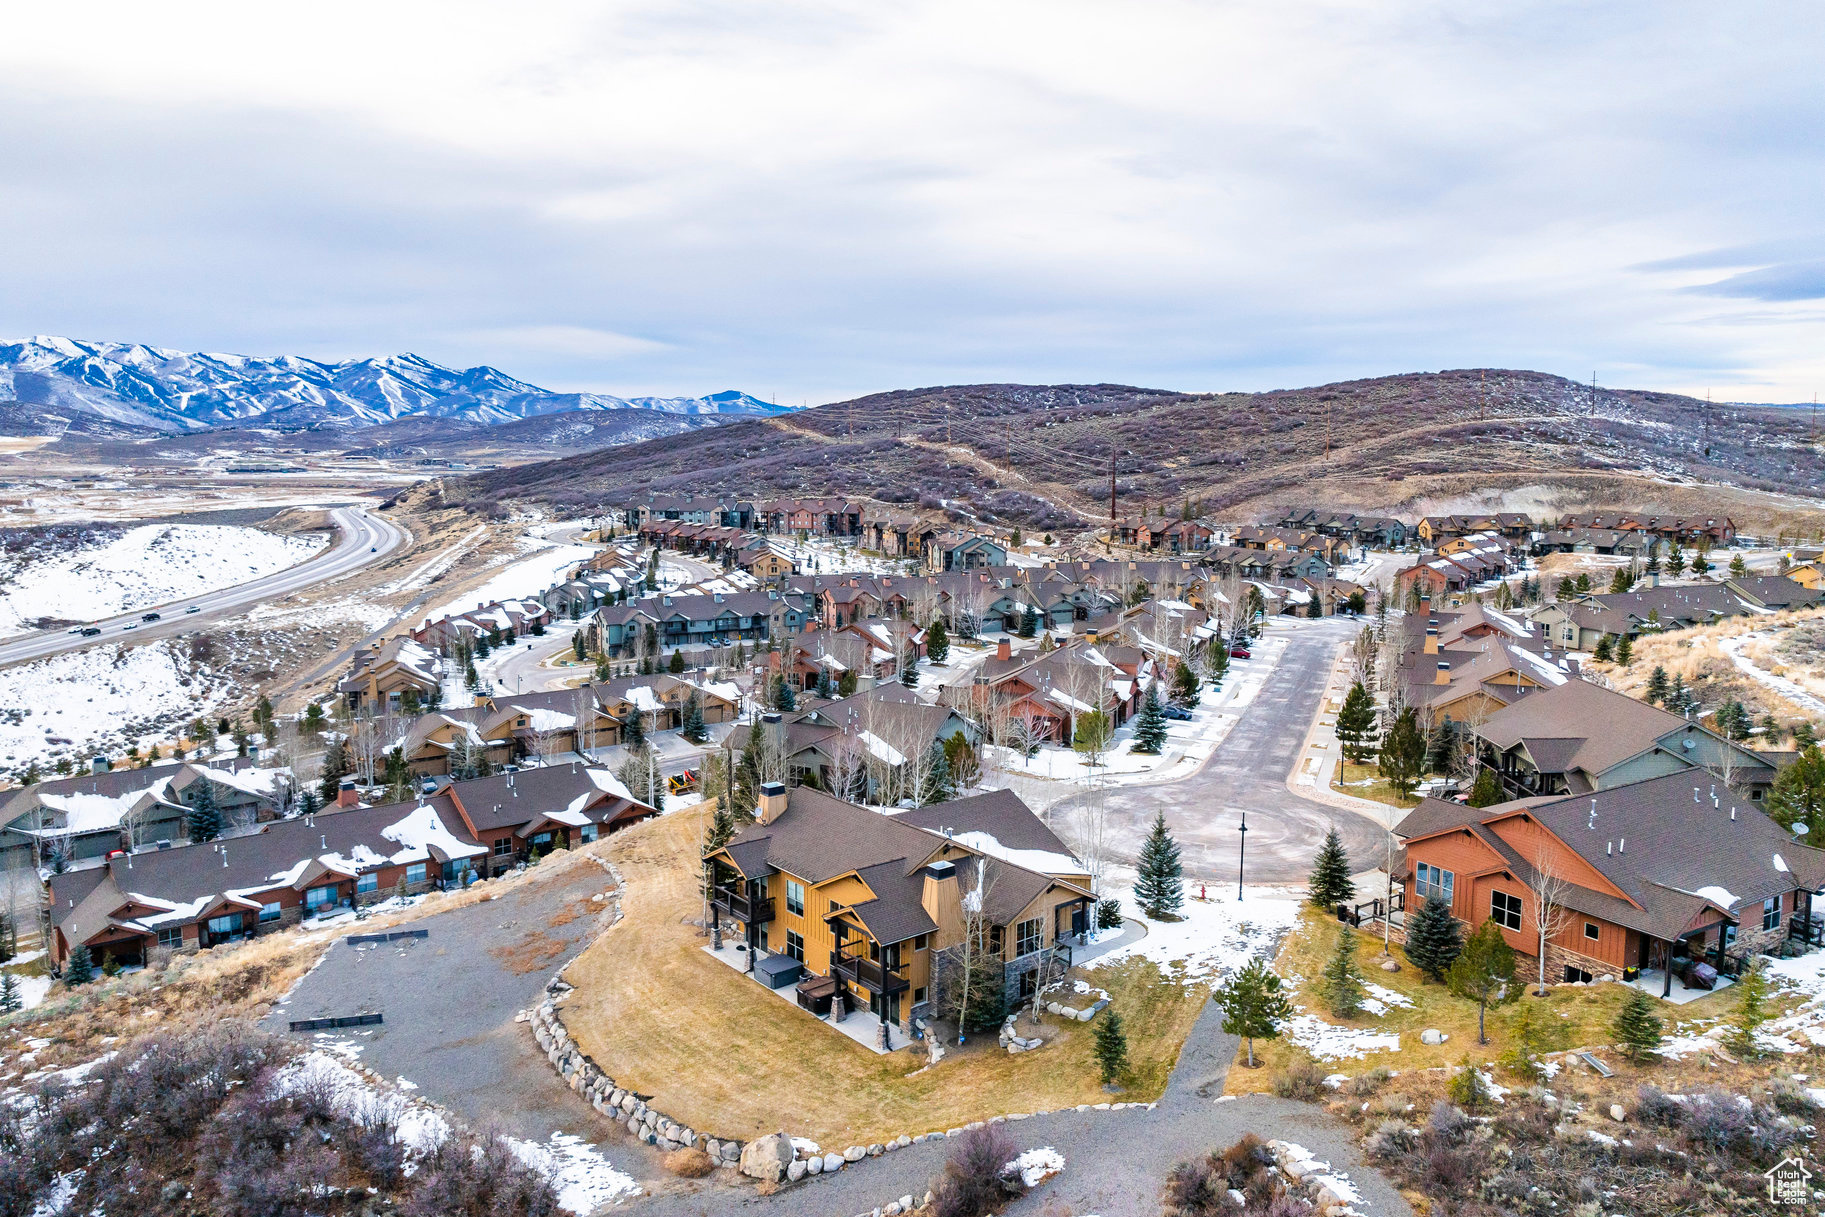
1527,844,1575,995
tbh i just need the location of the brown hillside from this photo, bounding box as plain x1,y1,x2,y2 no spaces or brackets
454,370,1825,532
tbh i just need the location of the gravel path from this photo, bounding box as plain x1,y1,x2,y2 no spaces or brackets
264,858,620,1145
633,994,1413,1217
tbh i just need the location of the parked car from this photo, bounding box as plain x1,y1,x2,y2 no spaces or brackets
1162,705,1194,721
142,611,160,621
1229,647,1252,659
185,605,200,613
122,623,138,631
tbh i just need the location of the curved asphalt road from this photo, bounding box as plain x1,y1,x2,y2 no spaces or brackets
1053,615,1386,883
0,505,406,667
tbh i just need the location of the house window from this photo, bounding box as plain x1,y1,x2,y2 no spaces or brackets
1764,896,1782,931
494,838,514,857
1491,890,1523,931
207,913,243,937
1563,964,1593,984
989,926,1005,956
785,930,805,963
356,872,378,894
580,823,598,844
260,901,283,923
1016,917,1043,957
1415,863,1454,904
914,933,928,951
406,862,427,885
914,986,927,1005
786,880,805,917
304,885,337,912
530,832,553,848
156,926,184,948
1583,921,1600,942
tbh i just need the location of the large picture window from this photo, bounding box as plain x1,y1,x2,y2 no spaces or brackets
1491,890,1523,931
1016,917,1043,957
786,880,805,917
1415,862,1454,904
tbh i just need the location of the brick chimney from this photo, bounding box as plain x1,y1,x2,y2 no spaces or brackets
757,781,788,824
337,777,359,808
996,637,1012,661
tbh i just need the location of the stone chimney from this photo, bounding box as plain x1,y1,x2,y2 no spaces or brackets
337,777,359,808
757,781,788,824
996,637,1012,662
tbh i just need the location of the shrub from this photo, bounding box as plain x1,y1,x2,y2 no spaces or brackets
931,1124,1024,1217
1096,897,1123,930
1271,1059,1327,1101
1634,1084,1687,1129
1350,1066,1394,1096
663,1147,715,1177
1363,1118,1415,1163
1682,1091,1753,1154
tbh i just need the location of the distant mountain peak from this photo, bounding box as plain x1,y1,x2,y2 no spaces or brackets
0,336,793,434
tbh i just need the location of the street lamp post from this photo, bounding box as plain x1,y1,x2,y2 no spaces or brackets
1236,810,1249,901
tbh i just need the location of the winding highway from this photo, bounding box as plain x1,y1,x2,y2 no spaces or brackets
0,505,407,668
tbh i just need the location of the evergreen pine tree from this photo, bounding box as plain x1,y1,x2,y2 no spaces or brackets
1377,706,1427,798
1133,811,1184,919
815,666,834,699
1335,681,1377,762
1574,573,1591,592
1615,635,1633,667
919,740,953,806
1612,989,1665,1062
1645,665,1670,705
1729,552,1748,578
65,944,94,986
1019,606,1039,638
1667,542,1686,575
1093,1007,1129,1085
297,788,321,817
1131,689,1168,755
1307,827,1355,908
622,708,646,751
774,674,798,711
1403,894,1463,980
1215,956,1292,1068
0,972,19,1013
900,649,920,688
681,695,708,744
1448,919,1517,1044
1171,660,1199,708
734,717,767,814
669,649,686,674
186,780,224,843
1592,634,1613,662
1555,576,1575,601
1767,745,1825,838
837,669,858,697
1466,768,1503,808
926,615,950,663
1321,925,1368,1017
1726,958,1772,1058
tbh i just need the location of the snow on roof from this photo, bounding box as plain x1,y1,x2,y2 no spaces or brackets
1775,853,1791,874
856,730,908,767
394,640,441,682
1508,645,1570,687
525,708,576,733
1044,690,1099,714
197,764,292,799
583,768,640,804
951,829,1082,876
121,893,212,929
1693,884,1738,909
37,778,173,834
696,680,742,703
381,804,486,863
542,808,592,828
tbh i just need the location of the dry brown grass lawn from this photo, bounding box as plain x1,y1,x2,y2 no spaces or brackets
559,807,1208,1147
1331,759,1421,810
1590,605,1825,729
1226,908,1747,1095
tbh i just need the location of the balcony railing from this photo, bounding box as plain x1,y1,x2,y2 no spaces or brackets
711,887,774,924
831,947,910,996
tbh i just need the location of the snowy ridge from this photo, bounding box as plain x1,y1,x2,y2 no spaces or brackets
0,335,790,432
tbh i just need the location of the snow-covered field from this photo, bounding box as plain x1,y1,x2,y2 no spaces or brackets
0,523,325,636
426,536,597,623
0,641,229,773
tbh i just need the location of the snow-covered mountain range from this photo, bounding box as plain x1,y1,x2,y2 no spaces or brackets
0,336,789,433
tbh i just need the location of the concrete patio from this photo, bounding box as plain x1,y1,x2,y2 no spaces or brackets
701,940,902,1055
1627,968,1736,1005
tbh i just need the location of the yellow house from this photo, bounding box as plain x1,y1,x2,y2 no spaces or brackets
705,786,1094,1037
1790,560,1822,590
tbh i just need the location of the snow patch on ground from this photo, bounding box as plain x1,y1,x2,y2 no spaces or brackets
1282,1014,1401,1061
1088,887,1300,985
0,641,230,771
426,537,596,623
507,1131,642,1212
1005,1146,1065,1188
0,523,324,637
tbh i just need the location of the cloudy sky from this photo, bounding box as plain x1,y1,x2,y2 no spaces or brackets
2,1,1820,404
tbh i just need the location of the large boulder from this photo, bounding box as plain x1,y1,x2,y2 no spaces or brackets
739,1131,796,1182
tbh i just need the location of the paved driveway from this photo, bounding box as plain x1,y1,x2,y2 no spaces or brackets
634,995,1413,1217
264,858,618,1145
1053,615,1386,883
